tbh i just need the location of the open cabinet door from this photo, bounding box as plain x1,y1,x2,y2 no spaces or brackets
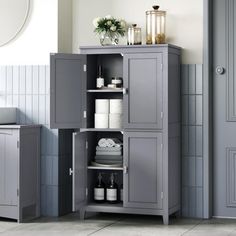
72,132,87,212
50,53,87,129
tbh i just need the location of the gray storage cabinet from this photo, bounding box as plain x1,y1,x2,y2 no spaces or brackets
0,125,41,222
50,45,181,224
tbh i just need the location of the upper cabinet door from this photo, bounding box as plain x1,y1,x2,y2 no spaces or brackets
72,132,87,212
50,54,87,129
123,53,163,130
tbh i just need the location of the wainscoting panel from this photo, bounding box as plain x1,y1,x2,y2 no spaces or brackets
181,64,203,218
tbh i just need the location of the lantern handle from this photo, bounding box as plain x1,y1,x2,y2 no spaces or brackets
152,5,160,10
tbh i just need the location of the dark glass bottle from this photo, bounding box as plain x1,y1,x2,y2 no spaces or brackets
106,173,118,203
96,65,104,88
94,173,105,203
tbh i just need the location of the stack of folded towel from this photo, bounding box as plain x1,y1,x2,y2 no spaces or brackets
94,138,123,166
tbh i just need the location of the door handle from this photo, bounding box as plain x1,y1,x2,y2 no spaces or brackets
123,88,128,95
216,66,225,75
69,168,73,176
124,165,128,174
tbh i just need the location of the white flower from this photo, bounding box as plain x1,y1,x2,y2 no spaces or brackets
120,20,126,29
93,17,101,28
106,20,112,26
105,15,112,19
110,25,117,32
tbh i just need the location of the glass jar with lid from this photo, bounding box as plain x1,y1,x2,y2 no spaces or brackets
146,5,166,44
127,24,142,45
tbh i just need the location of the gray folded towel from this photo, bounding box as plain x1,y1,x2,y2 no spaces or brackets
95,155,123,161
96,146,122,151
95,160,123,165
96,151,122,156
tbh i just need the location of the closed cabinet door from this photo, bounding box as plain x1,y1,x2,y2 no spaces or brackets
50,54,87,129
0,130,18,206
72,132,87,212
123,53,163,129
124,132,163,209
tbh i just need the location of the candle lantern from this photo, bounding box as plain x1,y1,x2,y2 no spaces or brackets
146,5,166,44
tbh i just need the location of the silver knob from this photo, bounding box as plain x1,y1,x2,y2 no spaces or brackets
216,66,225,75
69,168,73,176
123,88,128,95
124,165,128,174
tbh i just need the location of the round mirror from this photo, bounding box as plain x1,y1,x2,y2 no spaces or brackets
0,0,30,46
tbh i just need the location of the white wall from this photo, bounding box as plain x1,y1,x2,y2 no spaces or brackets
0,0,58,65
58,0,72,53
73,0,203,64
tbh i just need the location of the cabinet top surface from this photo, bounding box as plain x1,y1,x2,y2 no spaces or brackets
0,124,41,129
80,44,181,51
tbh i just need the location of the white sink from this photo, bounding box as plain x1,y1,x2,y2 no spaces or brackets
0,108,16,124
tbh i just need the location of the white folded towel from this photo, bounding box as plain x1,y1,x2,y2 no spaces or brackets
106,138,122,147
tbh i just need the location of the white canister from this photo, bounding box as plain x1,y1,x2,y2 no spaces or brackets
109,114,122,129
95,99,109,114
95,114,109,128
110,99,123,114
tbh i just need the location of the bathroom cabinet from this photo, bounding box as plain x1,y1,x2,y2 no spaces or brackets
0,125,41,222
50,45,181,224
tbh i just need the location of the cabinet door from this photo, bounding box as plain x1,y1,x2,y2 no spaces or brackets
50,54,87,129
123,53,163,129
124,132,163,209
72,132,87,212
0,130,19,206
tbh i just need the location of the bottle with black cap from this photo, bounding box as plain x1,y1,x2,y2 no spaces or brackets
96,65,104,88
94,172,105,203
106,173,118,203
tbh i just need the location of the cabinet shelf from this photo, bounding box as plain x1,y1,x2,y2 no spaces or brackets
87,89,123,93
87,166,123,171
80,128,123,132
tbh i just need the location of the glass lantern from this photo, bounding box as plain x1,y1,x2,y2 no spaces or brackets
146,5,166,44
127,24,142,45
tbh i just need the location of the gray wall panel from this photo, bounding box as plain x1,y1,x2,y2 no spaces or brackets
181,64,203,218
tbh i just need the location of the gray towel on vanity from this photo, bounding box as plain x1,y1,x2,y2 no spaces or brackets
95,155,123,161
96,146,122,152
96,150,122,156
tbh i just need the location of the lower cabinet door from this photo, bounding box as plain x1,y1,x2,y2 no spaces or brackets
124,132,163,209
0,130,18,206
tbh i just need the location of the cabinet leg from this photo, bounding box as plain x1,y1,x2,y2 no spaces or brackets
79,209,86,220
163,214,169,225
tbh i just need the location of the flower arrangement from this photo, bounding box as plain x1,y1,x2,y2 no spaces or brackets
93,15,126,45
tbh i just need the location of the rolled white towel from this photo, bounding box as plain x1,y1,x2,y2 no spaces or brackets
98,138,122,148
106,138,122,147
98,138,107,147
